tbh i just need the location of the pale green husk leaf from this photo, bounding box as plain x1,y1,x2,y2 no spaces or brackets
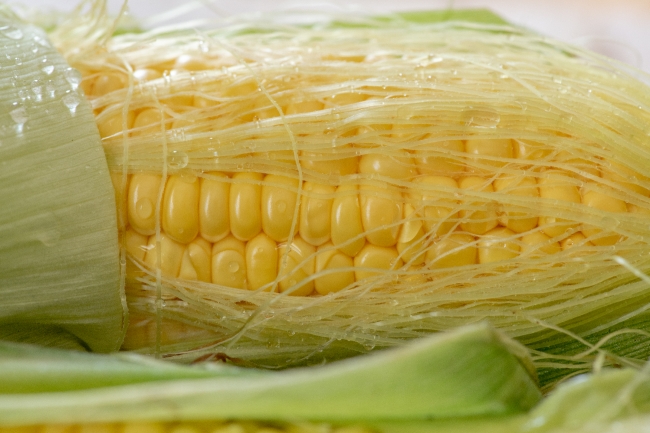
0,14,125,352
372,366,650,433
0,323,540,425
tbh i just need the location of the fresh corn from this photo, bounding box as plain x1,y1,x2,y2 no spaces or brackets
4,1,650,378
62,5,650,368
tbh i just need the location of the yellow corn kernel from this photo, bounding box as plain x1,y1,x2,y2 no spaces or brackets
128,173,163,236
354,244,402,281
315,242,355,295
478,227,520,264
301,146,359,176
246,232,279,291
230,172,263,241
359,182,403,247
132,108,167,136
162,174,200,244
300,182,336,246
538,171,581,237
410,175,459,236
252,94,282,120
286,100,324,115
520,231,561,256
601,160,650,197
426,233,477,269
224,80,258,98
561,232,593,250
79,74,94,96
493,175,540,233
261,174,300,242
554,151,601,178
391,119,428,141
513,139,553,160
133,68,162,82
323,91,368,107
465,138,513,172
171,117,198,130
144,233,186,278
581,188,627,246
97,108,135,138
194,93,220,109
331,184,366,257
355,123,393,138
628,203,650,216
199,172,231,243
178,237,212,282
396,203,426,265
277,236,315,296
159,85,194,108
413,139,465,177
358,150,418,180
458,176,498,235
91,72,126,97
212,235,247,289
174,54,210,71
124,227,149,261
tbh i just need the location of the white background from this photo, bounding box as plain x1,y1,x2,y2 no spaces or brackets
11,0,650,73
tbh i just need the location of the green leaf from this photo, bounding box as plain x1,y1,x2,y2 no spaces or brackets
0,323,541,426
0,17,125,352
355,367,650,433
0,340,263,394
525,368,650,431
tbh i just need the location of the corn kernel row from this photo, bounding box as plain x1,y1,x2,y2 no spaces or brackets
114,163,635,296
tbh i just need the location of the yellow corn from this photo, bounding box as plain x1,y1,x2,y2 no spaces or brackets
51,13,650,364
110,139,636,292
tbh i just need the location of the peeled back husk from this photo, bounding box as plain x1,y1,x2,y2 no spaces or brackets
0,10,125,352
0,323,541,426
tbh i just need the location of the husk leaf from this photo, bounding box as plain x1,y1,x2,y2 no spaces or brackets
0,13,125,352
0,323,540,426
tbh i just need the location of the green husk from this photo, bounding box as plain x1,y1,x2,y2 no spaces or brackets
6,324,650,433
373,366,650,433
0,14,125,351
0,323,540,426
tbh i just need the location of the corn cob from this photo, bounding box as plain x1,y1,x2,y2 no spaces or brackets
58,5,650,369
4,0,650,378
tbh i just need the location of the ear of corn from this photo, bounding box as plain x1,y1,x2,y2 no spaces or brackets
31,0,650,374
5,0,650,389
0,323,541,425
34,0,650,382
0,11,125,352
